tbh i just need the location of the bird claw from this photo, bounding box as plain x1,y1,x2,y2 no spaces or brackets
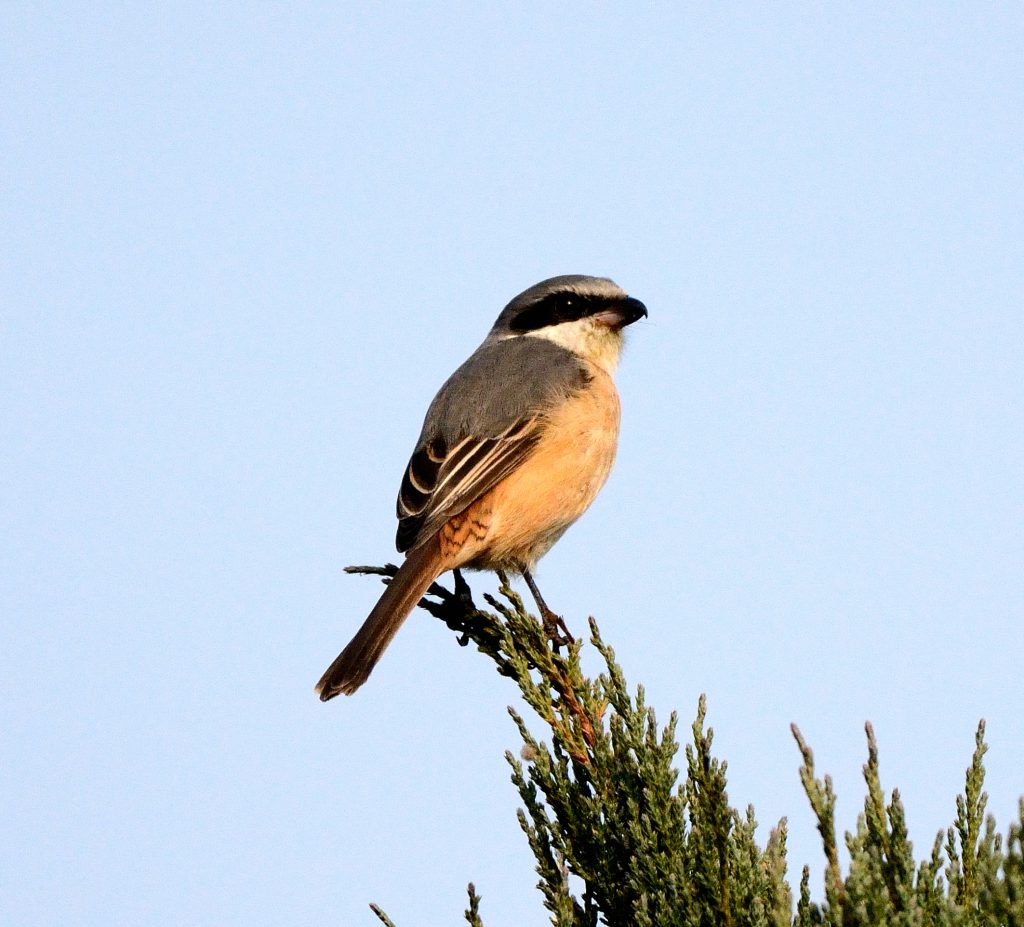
541,608,575,650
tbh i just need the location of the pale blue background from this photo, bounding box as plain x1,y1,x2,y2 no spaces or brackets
3,4,1022,925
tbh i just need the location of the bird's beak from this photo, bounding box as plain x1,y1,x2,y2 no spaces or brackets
620,296,648,326
593,296,648,329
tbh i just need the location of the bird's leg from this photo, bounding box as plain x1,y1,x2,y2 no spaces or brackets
521,568,575,648
440,567,483,648
452,567,474,608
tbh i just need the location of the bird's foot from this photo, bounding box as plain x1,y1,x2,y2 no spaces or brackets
443,569,480,647
452,568,475,609
541,607,575,650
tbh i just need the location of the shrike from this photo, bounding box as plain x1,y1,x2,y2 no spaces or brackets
316,275,646,699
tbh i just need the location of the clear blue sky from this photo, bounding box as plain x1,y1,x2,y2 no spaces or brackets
3,4,1022,924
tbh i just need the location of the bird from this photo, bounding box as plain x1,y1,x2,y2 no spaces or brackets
316,274,647,699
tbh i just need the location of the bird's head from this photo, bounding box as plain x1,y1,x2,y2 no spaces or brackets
488,275,647,374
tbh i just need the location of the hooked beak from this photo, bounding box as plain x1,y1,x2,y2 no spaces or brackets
593,296,648,330
619,296,648,326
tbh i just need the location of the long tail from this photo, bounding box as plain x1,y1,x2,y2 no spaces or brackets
315,540,444,700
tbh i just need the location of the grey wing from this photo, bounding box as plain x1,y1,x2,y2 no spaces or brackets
395,336,590,553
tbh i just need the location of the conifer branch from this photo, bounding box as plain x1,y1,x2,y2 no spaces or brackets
791,723,847,920
464,883,484,927
344,566,1024,925
368,902,396,927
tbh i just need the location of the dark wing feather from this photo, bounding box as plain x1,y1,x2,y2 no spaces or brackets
396,416,541,552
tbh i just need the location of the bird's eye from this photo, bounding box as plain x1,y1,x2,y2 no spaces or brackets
508,290,586,331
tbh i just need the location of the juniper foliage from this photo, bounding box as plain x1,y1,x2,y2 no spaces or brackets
348,566,1024,927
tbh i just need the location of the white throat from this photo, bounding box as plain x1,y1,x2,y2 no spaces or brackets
523,317,624,375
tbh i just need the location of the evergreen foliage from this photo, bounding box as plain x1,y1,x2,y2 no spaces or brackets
349,566,1024,926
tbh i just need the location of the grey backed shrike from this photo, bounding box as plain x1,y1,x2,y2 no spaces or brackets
316,275,647,699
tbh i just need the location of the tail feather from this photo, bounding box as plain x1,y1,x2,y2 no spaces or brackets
315,540,443,699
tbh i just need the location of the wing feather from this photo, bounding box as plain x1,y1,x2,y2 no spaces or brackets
396,416,542,552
